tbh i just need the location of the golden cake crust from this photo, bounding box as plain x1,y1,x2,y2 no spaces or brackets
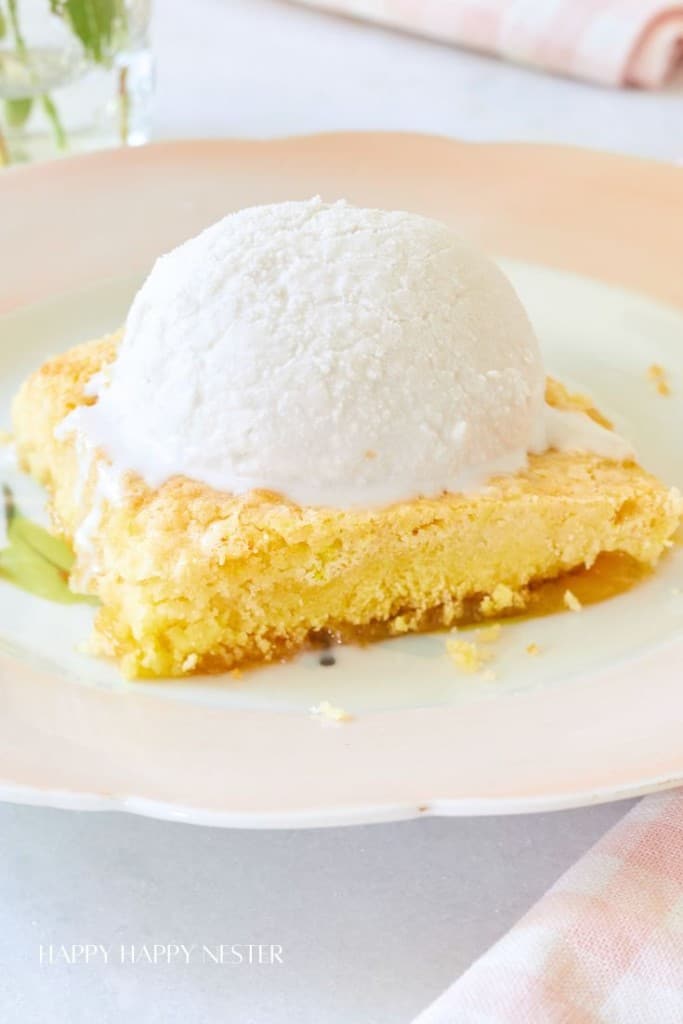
12,332,682,678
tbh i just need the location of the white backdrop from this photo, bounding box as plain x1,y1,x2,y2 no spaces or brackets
2,1,682,1021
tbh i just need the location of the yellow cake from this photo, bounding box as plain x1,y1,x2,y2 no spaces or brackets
12,331,681,678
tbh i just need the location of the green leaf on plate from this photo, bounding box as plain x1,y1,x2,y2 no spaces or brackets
0,484,95,604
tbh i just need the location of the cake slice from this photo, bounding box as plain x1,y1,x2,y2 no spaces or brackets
12,332,681,678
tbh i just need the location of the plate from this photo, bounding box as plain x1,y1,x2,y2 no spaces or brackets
1,135,682,828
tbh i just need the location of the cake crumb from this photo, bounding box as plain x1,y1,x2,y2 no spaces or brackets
389,614,413,635
446,637,491,674
526,642,541,656
479,584,525,616
364,449,377,460
647,363,671,396
564,589,582,612
309,700,352,724
476,623,501,644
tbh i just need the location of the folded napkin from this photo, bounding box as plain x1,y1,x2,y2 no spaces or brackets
292,1,683,87
414,790,683,1024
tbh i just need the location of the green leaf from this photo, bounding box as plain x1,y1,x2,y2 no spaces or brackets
62,0,126,65
0,9,7,40
0,540,81,603
8,513,75,573
4,97,33,128
40,93,66,149
7,0,27,59
0,485,95,604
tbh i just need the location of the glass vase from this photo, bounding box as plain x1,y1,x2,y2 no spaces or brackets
0,0,153,165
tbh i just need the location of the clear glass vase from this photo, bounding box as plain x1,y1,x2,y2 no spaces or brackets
0,0,153,165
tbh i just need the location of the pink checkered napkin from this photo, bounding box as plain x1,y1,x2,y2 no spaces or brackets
293,0,683,87
413,790,683,1024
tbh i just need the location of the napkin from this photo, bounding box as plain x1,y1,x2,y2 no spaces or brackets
414,790,683,1023
292,1,683,87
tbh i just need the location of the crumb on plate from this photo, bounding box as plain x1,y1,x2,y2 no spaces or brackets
309,700,352,724
526,642,541,656
564,589,582,612
446,637,491,674
647,364,671,397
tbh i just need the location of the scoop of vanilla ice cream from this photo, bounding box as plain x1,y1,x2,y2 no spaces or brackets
68,198,550,507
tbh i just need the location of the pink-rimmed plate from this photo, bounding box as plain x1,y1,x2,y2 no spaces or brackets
1,134,682,828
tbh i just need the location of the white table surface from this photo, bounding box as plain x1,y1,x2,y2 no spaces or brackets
3,2,682,1022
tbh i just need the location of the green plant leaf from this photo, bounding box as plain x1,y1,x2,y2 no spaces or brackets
8,513,75,572
62,0,126,65
0,485,95,604
0,539,81,603
4,97,33,128
40,93,66,149
0,9,7,40
7,0,27,58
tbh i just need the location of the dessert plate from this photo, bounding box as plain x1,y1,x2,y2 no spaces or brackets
1,135,682,828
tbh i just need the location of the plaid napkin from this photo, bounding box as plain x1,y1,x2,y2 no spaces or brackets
413,790,683,1024
292,0,683,87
